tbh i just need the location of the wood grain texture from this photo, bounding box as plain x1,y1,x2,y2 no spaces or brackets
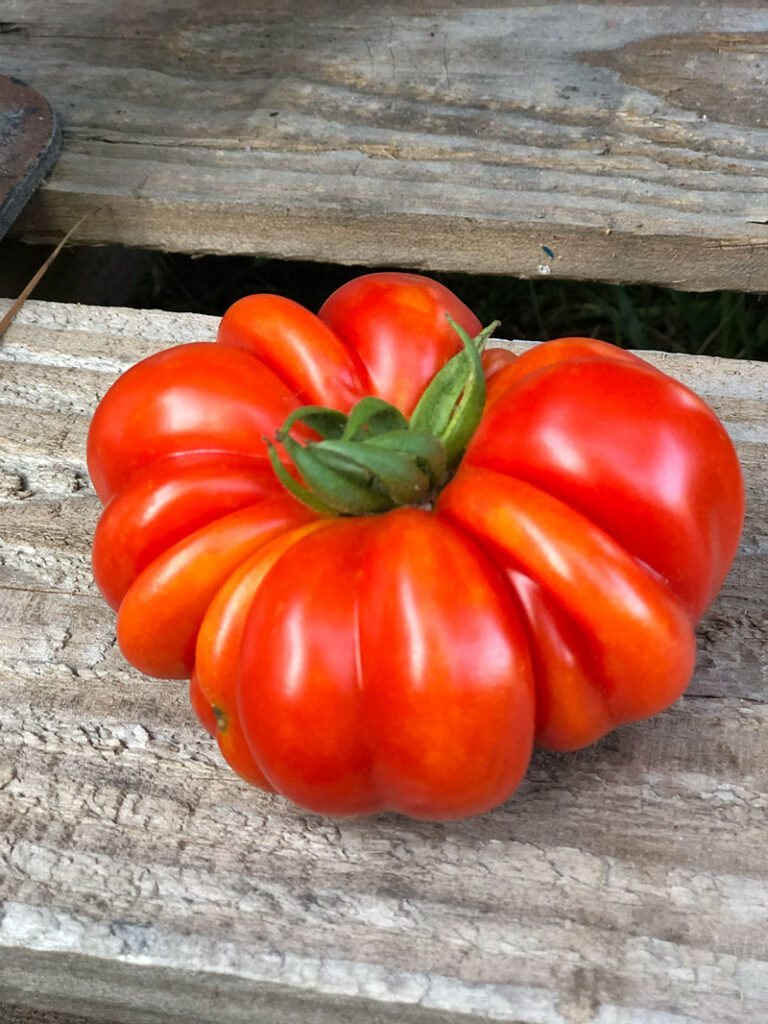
2,2,768,290
0,299,767,1024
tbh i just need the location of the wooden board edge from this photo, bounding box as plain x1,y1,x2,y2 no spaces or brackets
11,197,768,294
0,946,523,1024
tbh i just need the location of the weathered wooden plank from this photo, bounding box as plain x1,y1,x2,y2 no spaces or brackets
2,2,768,290
1,950,497,1024
2,682,768,1024
1,299,767,1024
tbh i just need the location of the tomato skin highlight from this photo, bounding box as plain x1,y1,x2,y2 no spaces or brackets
93,452,278,610
217,293,370,411
238,518,378,816
86,275,744,820
355,509,534,819
466,352,744,619
116,497,318,680
437,468,697,749
236,510,535,819
319,272,482,415
87,342,301,504
484,336,652,409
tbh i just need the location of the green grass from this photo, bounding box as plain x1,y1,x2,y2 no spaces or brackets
454,276,768,360
129,253,768,361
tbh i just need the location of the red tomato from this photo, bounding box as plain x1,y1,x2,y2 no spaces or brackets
217,293,370,410
236,511,534,818
189,671,217,737
470,340,743,619
116,496,317,680
86,342,302,504
87,272,744,819
93,452,278,610
318,271,482,414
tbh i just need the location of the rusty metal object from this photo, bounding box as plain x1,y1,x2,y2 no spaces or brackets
0,75,61,239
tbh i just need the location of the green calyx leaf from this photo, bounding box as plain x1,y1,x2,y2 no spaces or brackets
312,440,431,507
341,396,409,440
268,433,394,515
364,430,447,485
277,404,349,441
266,440,346,515
268,317,499,516
410,316,500,466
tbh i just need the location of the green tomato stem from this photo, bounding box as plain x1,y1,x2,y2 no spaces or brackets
268,317,499,516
